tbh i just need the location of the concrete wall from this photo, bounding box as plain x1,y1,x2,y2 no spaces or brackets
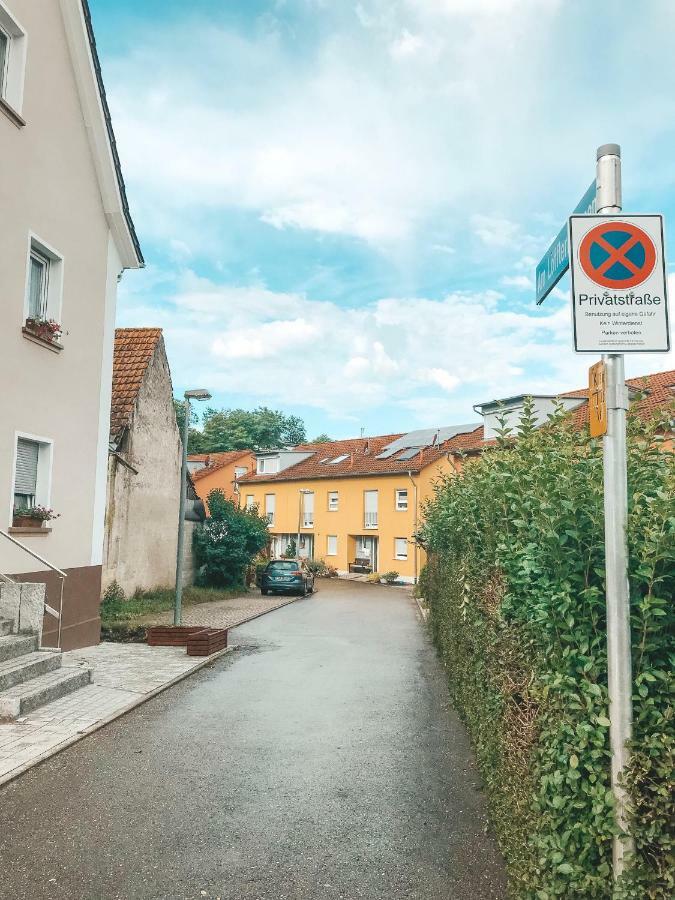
0,1,134,648
102,342,182,596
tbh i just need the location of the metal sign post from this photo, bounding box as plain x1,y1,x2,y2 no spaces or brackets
594,143,634,879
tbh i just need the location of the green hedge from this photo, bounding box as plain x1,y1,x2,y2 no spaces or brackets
419,399,673,898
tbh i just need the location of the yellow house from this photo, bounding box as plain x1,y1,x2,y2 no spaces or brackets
236,427,482,583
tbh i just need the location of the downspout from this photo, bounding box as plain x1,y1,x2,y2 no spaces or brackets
407,470,419,585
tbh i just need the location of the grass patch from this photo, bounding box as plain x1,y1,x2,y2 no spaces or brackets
101,585,247,627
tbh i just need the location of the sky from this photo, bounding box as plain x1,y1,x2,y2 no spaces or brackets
91,0,675,440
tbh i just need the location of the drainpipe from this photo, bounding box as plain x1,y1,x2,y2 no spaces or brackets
407,470,419,585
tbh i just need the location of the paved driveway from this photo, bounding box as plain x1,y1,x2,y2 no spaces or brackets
0,580,506,900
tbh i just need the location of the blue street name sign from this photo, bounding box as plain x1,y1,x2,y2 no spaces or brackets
536,180,597,304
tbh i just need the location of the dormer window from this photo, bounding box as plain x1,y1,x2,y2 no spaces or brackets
257,456,280,475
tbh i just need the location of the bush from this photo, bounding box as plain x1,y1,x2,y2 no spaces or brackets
283,539,297,558
304,558,327,575
366,571,381,583
102,580,126,604
194,490,270,588
419,398,674,898
381,571,400,584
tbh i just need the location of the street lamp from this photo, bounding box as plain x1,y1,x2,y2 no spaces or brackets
174,388,211,625
297,489,312,562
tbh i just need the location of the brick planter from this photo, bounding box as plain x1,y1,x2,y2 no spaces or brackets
186,629,228,656
146,626,206,647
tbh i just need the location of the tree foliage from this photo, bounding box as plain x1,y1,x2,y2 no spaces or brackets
311,433,333,443
193,490,270,587
419,398,674,898
185,405,306,454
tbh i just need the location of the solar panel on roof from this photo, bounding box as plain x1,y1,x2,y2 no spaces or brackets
397,447,421,460
375,447,399,460
328,454,349,464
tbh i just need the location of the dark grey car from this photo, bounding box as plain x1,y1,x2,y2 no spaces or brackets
261,559,315,596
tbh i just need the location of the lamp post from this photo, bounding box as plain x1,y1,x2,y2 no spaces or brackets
174,388,211,626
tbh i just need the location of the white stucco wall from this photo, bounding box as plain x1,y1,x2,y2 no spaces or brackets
102,342,183,596
0,0,125,576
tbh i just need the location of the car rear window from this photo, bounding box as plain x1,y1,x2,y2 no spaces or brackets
267,561,298,571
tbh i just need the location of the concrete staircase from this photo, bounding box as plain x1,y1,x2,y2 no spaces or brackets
0,617,92,719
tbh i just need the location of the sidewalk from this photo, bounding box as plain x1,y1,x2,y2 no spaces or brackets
0,591,302,787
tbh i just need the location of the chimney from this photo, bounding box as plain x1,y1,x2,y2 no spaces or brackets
349,452,355,468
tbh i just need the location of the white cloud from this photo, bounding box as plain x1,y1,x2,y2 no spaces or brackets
501,274,534,290
389,30,425,59
471,215,521,248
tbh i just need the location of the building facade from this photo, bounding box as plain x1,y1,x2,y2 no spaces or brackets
0,0,143,648
236,431,478,583
190,451,256,510
103,329,181,597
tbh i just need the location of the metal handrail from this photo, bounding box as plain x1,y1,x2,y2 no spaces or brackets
0,529,67,649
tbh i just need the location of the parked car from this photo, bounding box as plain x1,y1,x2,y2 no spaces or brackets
261,559,315,596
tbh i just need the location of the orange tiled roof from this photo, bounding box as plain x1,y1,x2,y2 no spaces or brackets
191,450,253,482
237,432,466,483
110,328,163,441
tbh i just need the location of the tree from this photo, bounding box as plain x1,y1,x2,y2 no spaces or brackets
311,433,332,443
193,406,307,453
193,490,270,587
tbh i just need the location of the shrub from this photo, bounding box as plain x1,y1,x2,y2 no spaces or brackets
194,490,270,588
381,570,400,584
102,580,126,604
304,558,327,575
283,539,297,558
366,571,381,583
419,398,674,898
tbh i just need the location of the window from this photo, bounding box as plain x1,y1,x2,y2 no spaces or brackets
327,535,338,556
234,466,247,479
12,435,52,518
328,454,349,465
24,237,63,328
0,4,26,114
0,25,8,97
28,249,49,319
395,489,408,511
302,491,314,527
245,494,255,510
364,490,378,529
265,493,275,526
328,491,338,511
394,538,408,560
257,456,279,475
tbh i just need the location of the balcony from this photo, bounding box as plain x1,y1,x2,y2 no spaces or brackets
364,511,378,530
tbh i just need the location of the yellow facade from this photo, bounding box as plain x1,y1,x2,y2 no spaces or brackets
240,455,455,583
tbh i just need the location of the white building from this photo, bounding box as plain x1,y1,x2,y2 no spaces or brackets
0,0,143,649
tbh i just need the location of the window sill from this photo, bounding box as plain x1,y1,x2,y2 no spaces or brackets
0,96,26,128
8,527,52,536
22,328,64,354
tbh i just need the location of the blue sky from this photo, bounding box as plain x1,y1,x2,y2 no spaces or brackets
91,0,674,439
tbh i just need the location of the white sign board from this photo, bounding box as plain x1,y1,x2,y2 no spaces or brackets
569,214,670,353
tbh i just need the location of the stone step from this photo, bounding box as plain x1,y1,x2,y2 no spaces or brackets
0,618,14,637
0,667,92,718
0,651,62,693
0,633,38,664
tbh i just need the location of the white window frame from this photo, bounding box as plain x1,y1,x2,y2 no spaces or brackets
302,491,314,528
264,493,275,526
257,456,280,475
0,2,27,114
364,490,378,529
395,489,408,512
9,432,53,524
327,491,338,511
234,466,247,479
327,535,338,556
24,234,64,326
394,537,408,560
245,494,255,510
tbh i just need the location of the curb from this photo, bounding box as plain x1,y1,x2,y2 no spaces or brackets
414,595,430,623
0,595,306,789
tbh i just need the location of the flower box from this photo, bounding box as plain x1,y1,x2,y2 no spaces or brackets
24,317,62,345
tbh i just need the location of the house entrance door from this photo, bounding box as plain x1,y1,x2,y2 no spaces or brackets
355,536,378,571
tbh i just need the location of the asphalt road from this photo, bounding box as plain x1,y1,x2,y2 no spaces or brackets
0,580,507,900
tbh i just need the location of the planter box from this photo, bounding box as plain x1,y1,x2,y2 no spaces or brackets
12,516,44,529
186,628,228,656
146,626,206,647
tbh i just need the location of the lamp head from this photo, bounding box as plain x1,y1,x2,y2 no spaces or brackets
185,389,211,401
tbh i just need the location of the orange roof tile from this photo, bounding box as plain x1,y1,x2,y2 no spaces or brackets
110,328,164,442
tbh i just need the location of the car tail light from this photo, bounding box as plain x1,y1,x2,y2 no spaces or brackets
291,570,302,576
